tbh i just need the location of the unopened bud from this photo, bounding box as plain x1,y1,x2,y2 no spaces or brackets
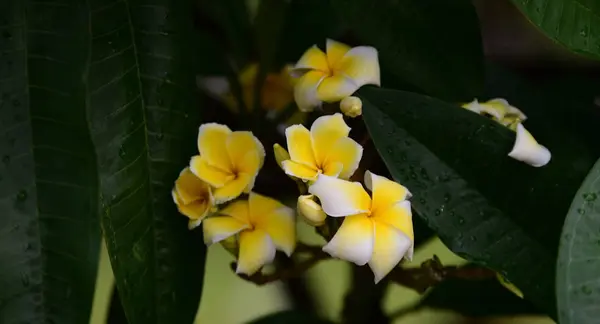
340,96,362,118
273,143,290,169
297,194,327,226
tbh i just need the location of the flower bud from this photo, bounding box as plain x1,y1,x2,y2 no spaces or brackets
220,236,239,257
273,143,290,169
340,96,363,118
297,194,327,226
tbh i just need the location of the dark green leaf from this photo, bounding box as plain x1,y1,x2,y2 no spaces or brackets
333,0,484,101
359,86,596,318
254,0,288,71
0,1,100,323
556,158,600,323
510,0,600,59
422,265,541,317
248,310,334,324
88,1,205,323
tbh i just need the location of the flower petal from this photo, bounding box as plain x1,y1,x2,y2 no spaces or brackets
174,167,209,204
294,70,327,112
316,74,359,102
364,171,411,213
282,160,319,181
213,173,253,204
338,46,380,87
285,124,317,168
190,156,234,187
172,190,211,224
508,123,551,167
220,200,250,223
236,229,276,275
294,45,330,72
322,161,343,178
310,113,351,166
203,216,249,245
249,192,286,220
308,174,370,217
325,137,363,179
227,131,265,169
372,200,413,241
326,39,351,70
323,214,374,265
369,222,412,283
197,123,232,171
260,207,296,256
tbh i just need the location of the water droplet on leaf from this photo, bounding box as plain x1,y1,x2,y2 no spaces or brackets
583,192,597,201
17,190,27,201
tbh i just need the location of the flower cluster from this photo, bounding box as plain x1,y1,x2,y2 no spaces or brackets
462,98,551,167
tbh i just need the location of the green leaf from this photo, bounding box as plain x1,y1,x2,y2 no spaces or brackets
254,0,288,71
359,86,596,317
556,158,600,323
510,0,600,59
88,1,206,323
248,310,334,324
0,2,100,323
422,265,541,317
333,0,484,101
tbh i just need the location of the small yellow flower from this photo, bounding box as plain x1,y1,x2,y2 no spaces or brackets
278,113,363,181
340,96,363,118
309,171,414,283
190,123,265,204
203,192,296,275
172,167,214,229
462,98,527,128
292,39,380,112
508,123,551,167
297,194,327,226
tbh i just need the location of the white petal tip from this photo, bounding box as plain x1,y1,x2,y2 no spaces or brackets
508,124,551,167
188,219,202,230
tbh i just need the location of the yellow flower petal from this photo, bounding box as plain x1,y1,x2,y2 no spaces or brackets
285,124,317,168
213,173,253,204
260,207,296,256
220,200,250,223
297,194,327,226
322,161,343,178
197,123,232,171
372,200,413,241
338,46,380,88
316,74,359,102
203,216,249,245
308,174,370,216
322,214,374,265
325,137,363,179
294,45,330,72
236,229,276,275
294,70,327,112
364,171,410,214
282,160,319,181
273,143,290,169
172,190,210,226
508,123,551,167
310,113,351,166
369,221,412,283
174,167,210,204
326,39,351,70
226,131,265,171
190,156,234,187
248,192,286,221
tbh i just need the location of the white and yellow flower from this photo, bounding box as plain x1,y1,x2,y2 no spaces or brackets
203,192,296,275
278,113,362,182
309,171,413,283
190,123,265,204
172,167,215,229
292,39,380,112
462,98,527,128
508,123,551,167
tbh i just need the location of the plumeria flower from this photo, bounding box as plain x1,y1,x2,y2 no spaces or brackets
172,167,215,229
292,39,380,112
462,98,527,129
309,171,414,283
508,123,551,167
203,192,296,275
190,123,265,204
278,113,363,181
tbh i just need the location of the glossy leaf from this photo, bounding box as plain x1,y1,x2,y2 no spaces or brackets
556,158,600,323
332,0,484,101
248,310,334,324
359,86,596,317
0,1,100,323
511,0,600,59
87,1,205,323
